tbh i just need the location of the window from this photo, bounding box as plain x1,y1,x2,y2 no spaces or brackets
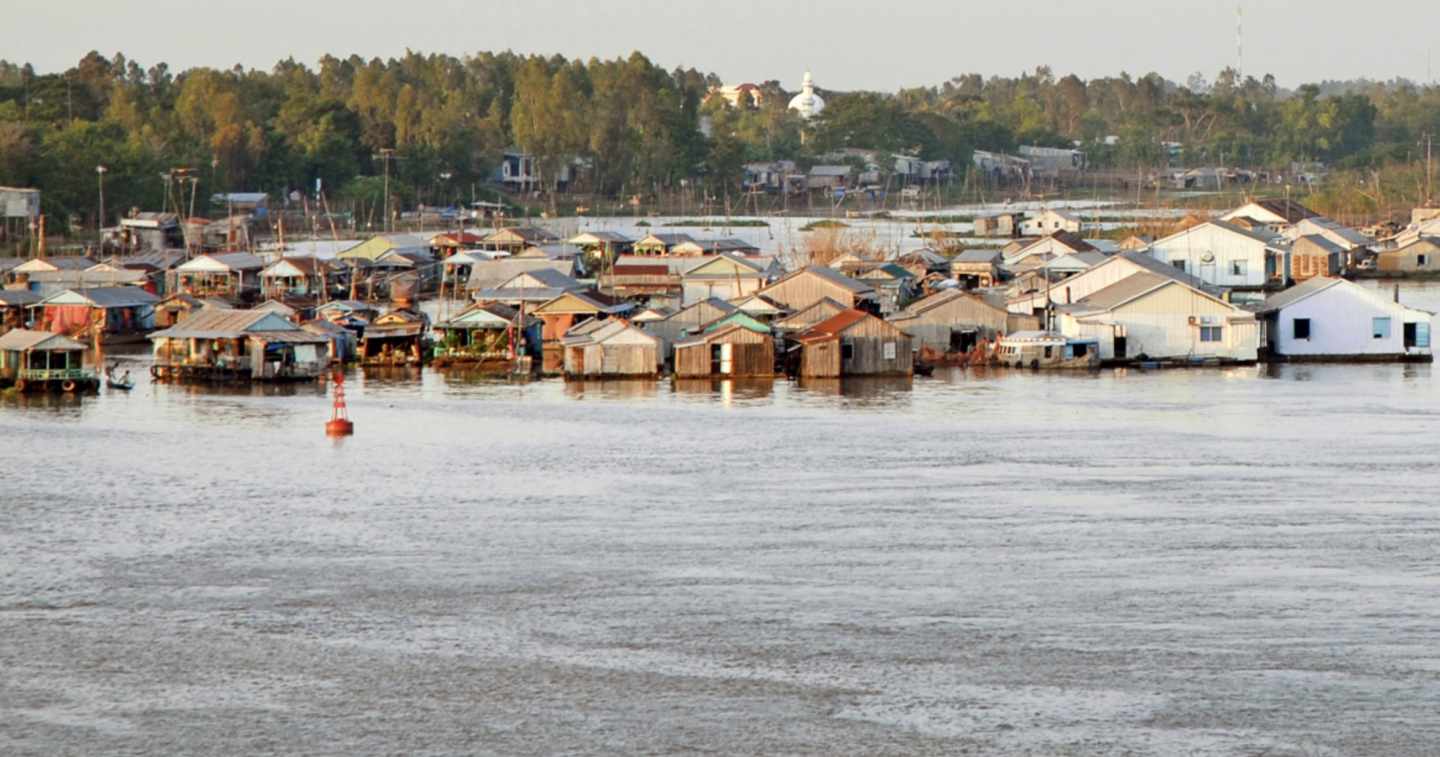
1420,254,1429,266
1293,318,1311,340
1043,345,1054,358
1199,326,1223,342
1373,317,1392,339
883,341,897,360
1171,259,1187,272
1230,260,1247,276
841,342,855,360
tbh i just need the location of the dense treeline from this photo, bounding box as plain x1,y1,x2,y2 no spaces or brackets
2,51,1439,232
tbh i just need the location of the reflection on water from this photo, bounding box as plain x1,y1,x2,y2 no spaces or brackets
7,306,1440,755
562,379,664,401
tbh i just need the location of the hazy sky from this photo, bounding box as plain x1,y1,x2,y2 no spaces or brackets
10,0,1436,90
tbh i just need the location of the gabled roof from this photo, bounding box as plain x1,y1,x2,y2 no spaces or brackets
1156,218,1282,248
261,256,324,276
37,287,160,308
634,233,695,248
513,243,581,260
252,299,298,317
150,309,321,340
953,249,1003,264
567,230,634,245
631,305,675,322
177,252,265,272
773,297,848,329
1067,271,1238,316
769,265,874,294
337,234,427,262
484,226,559,245
532,290,633,315
890,288,1002,320
0,328,87,352
682,252,770,277
13,256,94,273
0,289,42,307
316,299,379,315
1292,234,1346,257
671,237,760,255
729,293,785,316
1290,217,1372,249
795,309,881,343
506,268,583,290
1238,198,1318,224
1256,276,1344,314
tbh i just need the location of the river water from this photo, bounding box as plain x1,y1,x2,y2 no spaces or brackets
5,293,1440,755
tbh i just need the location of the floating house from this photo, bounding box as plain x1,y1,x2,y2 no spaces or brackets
973,212,1025,238
300,318,357,364
854,263,918,315
466,259,577,296
472,268,586,306
172,252,265,300
951,249,1004,288
531,290,633,371
0,289,40,333
1257,277,1433,362
359,309,428,366
1019,209,1083,236
1003,232,1096,273
792,309,914,378
727,293,786,322
153,293,227,328
1148,220,1287,293
1376,238,1440,274
669,238,761,256
149,309,329,382
1054,272,1259,363
756,266,877,313
434,303,541,365
632,233,695,256
0,329,97,392
260,256,328,301
483,226,560,253
562,320,660,379
1219,199,1318,231
315,300,380,334
32,287,159,343
678,253,776,304
674,317,776,378
1289,235,1345,283
888,289,1038,354
598,263,681,302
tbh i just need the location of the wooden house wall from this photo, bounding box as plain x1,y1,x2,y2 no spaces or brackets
674,330,774,377
1378,240,1440,272
760,274,858,311
800,339,841,377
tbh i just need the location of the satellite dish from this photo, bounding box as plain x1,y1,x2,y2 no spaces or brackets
1201,252,1215,263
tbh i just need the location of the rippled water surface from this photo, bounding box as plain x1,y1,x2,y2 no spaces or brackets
4,351,1440,754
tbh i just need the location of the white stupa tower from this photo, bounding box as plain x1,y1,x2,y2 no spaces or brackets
788,71,825,120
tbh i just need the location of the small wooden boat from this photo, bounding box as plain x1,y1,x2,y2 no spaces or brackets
106,367,135,391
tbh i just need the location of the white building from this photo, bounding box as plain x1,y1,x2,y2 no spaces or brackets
1219,199,1317,231
788,72,825,120
1148,220,1287,293
1257,277,1433,361
1019,209,1083,236
1056,272,1260,363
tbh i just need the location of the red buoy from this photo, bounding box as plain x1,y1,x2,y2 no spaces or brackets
326,370,354,437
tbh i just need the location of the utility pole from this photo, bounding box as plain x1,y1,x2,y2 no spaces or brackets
1425,131,1434,207
95,165,107,245
374,148,396,233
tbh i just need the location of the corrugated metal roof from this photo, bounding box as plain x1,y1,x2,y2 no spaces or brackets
466,259,575,290
797,308,871,341
39,287,160,308
1256,276,1344,314
954,249,1002,263
149,308,316,339
1071,272,1176,311
0,289,42,306
0,328,87,352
